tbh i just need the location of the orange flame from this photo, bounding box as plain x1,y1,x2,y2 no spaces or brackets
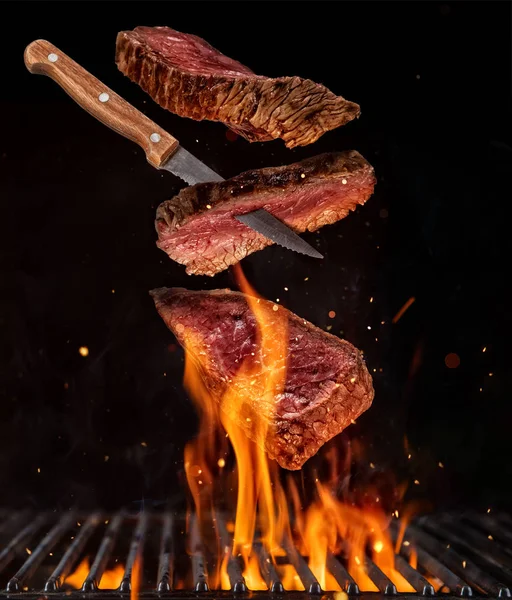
64,558,90,589
65,558,125,590
179,263,413,592
131,553,142,600
98,564,124,589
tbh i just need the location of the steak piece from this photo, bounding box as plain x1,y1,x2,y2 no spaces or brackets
156,150,376,276
150,287,374,470
116,26,360,148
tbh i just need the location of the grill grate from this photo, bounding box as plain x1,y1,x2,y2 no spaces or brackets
0,511,510,598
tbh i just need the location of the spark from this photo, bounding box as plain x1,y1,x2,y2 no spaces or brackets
373,540,384,553
370,297,374,303
206,204,212,209
414,479,420,485
367,325,372,330
403,541,410,547
111,289,115,294
140,442,148,447
354,556,361,565
25,548,31,555
350,377,356,383
482,346,487,352
104,456,109,462
284,287,289,291
370,462,375,469
342,179,348,185
487,508,491,513
304,277,309,281
462,561,467,568
300,173,306,179
438,462,444,468
272,304,279,311
488,535,493,540
488,372,494,377
217,458,226,468
78,346,89,357
37,467,41,473
394,510,400,518
407,454,412,459
392,296,416,323
328,310,336,318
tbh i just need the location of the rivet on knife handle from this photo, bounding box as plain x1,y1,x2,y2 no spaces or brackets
24,40,179,168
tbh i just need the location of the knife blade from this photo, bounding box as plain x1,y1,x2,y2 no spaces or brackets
24,39,322,259
236,210,323,259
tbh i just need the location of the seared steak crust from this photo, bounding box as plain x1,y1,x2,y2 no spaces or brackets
150,287,374,470
116,26,360,148
155,151,376,276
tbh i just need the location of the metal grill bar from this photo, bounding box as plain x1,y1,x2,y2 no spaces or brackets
400,540,473,596
82,513,124,592
0,511,510,597
45,513,101,592
409,524,510,597
326,552,360,594
365,558,397,595
216,513,246,593
6,514,74,592
254,542,283,593
156,514,173,592
0,514,47,574
469,514,512,549
189,515,209,592
394,554,435,595
119,514,147,592
282,534,321,594
430,515,512,573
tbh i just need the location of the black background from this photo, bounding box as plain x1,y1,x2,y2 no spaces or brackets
0,1,511,512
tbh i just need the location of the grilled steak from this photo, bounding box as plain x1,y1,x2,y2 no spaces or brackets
150,287,374,470
116,26,360,148
155,150,375,276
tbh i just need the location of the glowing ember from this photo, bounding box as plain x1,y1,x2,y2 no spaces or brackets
78,346,89,357
392,297,416,324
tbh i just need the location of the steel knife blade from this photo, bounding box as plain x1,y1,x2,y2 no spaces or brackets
236,210,323,259
24,39,322,258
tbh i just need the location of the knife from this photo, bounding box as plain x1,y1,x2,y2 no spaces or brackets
24,40,323,260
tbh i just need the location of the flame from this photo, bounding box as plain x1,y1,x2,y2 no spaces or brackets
98,564,124,589
65,558,125,590
65,558,90,588
279,565,305,591
180,263,414,592
242,554,267,590
409,548,418,569
131,553,142,600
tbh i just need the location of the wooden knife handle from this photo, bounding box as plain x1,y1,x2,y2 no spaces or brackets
24,39,179,168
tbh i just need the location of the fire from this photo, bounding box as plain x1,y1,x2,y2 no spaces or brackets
65,558,125,590
131,553,142,600
180,263,416,592
98,564,124,589
64,558,90,588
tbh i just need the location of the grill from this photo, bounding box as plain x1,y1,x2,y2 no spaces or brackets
0,511,511,599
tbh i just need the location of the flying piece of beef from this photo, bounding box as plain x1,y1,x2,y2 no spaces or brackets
116,26,360,148
155,150,376,276
150,287,374,470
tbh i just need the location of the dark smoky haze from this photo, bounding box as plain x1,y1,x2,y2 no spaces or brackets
0,2,511,511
